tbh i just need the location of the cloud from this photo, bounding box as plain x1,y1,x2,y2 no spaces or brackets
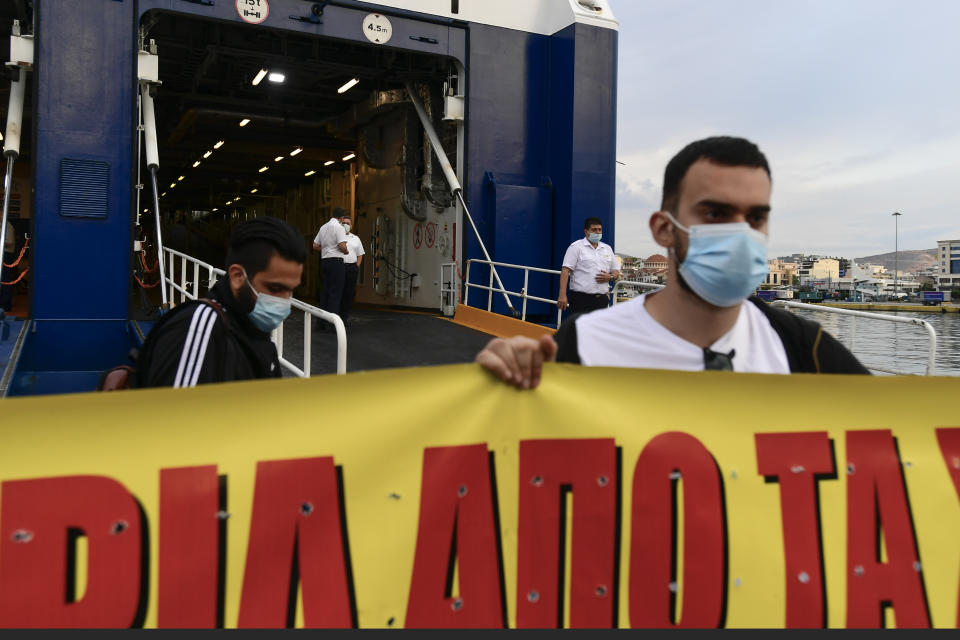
612,0,960,260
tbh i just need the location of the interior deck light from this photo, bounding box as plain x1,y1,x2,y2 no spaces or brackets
252,69,268,86
258,166,269,173
304,170,316,177
213,140,225,149
342,153,355,161
268,72,285,83
290,148,302,156
324,160,335,166
177,176,184,181
203,150,212,158
250,188,258,194
274,156,284,162
239,118,251,127
192,161,200,168
337,78,360,94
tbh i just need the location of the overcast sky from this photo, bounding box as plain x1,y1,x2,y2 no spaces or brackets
612,0,960,260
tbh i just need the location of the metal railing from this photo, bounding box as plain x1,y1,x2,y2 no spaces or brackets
440,262,459,317
463,259,565,326
612,280,665,304
161,248,347,375
772,300,937,376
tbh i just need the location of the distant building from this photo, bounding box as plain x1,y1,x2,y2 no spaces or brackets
764,259,797,287
937,239,960,290
644,254,668,270
798,257,840,285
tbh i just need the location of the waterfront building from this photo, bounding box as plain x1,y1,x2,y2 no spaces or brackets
937,239,960,291
763,259,797,287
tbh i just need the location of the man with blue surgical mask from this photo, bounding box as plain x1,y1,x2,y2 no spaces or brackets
558,217,620,314
136,217,305,388
476,136,867,388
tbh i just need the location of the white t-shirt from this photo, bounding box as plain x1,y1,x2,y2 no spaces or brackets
562,237,618,294
344,233,365,265
314,217,347,259
571,292,790,373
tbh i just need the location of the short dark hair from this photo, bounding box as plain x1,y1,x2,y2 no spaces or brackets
584,216,603,230
225,217,306,277
332,206,347,218
660,136,771,212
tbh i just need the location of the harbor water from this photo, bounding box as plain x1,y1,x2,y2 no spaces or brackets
791,308,960,376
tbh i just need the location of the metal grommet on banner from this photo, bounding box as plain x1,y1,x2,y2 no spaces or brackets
595,585,607,597
798,571,811,584
527,590,539,603
790,465,805,474
846,463,856,475
451,597,463,611
854,565,865,577
11,529,33,543
216,510,231,520
388,493,401,500
669,471,682,480
597,475,608,487
530,475,543,487
457,485,468,497
300,501,314,516
111,520,128,535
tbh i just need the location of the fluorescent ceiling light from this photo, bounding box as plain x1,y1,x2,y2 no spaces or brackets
169,183,175,188
178,175,185,181
324,160,335,166
162,192,166,197
203,150,212,158
337,78,360,94
214,140,225,149
342,153,355,161
290,148,302,157
258,166,268,173
239,118,251,127
225,201,231,205
0,131,3,141
212,208,218,212
267,72,285,83
192,161,201,168
250,188,258,194
304,170,316,177
252,69,268,86
274,156,284,162
143,208,148,213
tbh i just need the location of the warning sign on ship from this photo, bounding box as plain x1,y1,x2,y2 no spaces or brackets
236,0,269,24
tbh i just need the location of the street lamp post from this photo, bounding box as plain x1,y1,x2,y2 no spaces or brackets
892,211,902,297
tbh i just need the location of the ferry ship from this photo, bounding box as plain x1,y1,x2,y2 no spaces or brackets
0,0,619,395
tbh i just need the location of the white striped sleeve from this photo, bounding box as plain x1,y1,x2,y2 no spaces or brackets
173,305,217,388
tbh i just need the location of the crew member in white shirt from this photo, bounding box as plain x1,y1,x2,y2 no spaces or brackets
312,206,349,324
339,213,365,322
558,217,620,314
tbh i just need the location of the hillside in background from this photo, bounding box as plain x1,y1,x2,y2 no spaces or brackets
854,248,937,273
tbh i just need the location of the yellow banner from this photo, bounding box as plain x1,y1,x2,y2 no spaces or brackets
1,364,959,629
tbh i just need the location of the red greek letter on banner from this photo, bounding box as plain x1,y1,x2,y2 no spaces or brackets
629,432,726,628
516,439,618,628
845,430,930,628
405,444,505,628
237,457,353,628
158,466,221,628
0,476,145,628
935,427,960,628
755,432,835,628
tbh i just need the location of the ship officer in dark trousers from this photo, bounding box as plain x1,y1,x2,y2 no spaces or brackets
477,136,869,388
313,206,349,329
339,212,365,323
558,217,620,314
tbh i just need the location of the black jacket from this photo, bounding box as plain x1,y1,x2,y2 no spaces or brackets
136,278,282,387
555,296,869,374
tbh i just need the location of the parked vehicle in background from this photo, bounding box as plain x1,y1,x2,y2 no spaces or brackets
921,291,945,306
798,291,823,303
756,290,778,302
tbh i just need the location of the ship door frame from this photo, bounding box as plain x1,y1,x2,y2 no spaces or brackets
135,0,468,302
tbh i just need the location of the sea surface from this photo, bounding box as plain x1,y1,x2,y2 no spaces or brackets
790,308,960,376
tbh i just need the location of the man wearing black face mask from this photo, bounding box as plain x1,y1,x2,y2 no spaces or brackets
476,136,868,388
136,217,306,388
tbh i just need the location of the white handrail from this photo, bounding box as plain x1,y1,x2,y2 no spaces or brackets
463,258,565,326
161,248,347,375
612,280,665,304
771,300,937,376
